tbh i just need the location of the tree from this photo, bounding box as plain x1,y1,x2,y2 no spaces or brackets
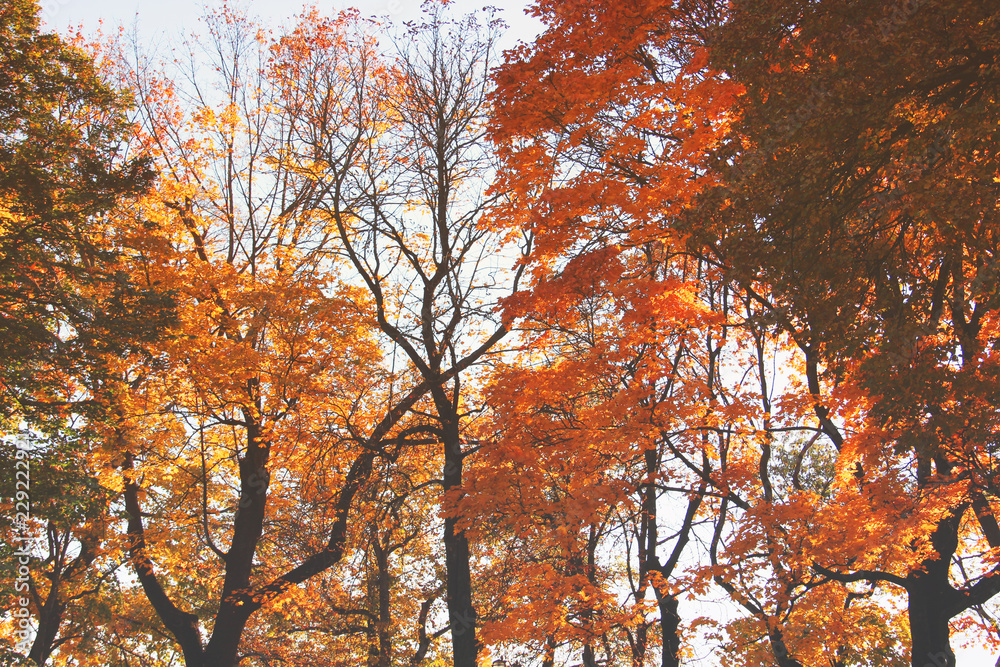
0,0,160,420
698,1,1000,664
103,9,430,666
488,1,749,664
8,0,998,663
285,8,528,666
98,6,525,666
0,2,166,663
462,246,740,667
489,0,1000,664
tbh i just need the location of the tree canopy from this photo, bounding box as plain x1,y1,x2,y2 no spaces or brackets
2,1,999,666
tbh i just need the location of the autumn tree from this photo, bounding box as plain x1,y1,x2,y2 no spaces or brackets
87,6,531,667
280,8,528,666
99,8,440,666
694,290,911,667
9,0,999,665
0,0,161,419
486,0,750,664
0,1,169,663
462,246,747,667
695,1,1000,665
487,0,985,665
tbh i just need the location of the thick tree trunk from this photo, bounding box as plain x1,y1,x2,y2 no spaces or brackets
905,511,963,667
201,419,271,667
907,575,955,667
656,592,681,667
200,594,256,667
444,510,477,666
28,592,62,666
125,418,271,667
441,410,478,667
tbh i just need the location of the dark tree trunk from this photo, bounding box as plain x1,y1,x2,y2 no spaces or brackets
376,540,392,667
201,418,270,667
906,510,964,667
367,563,380,667
28,524,100,666
440,407,478,667
769,629,804,667
641,444,702,667
907,576,955,667
28,591,62,666
656,592,681,667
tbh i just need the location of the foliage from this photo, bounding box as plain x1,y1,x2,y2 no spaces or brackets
0,0,164,425
3,1,1000,666
0,2,167,664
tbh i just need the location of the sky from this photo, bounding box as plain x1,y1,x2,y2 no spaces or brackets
38,0,544,52
32,1,1000,665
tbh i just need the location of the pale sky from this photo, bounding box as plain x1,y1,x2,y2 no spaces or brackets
39,0,543,52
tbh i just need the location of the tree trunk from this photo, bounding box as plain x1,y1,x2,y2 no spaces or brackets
768,629,804,667
441,408,478,667
201,607,255,667
377,541,392,667
905,511,963,667
367,560,379,667
631,623,648,667
656,591,681,667
28,590,62,666
201,419,270,667
907,576,955,667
